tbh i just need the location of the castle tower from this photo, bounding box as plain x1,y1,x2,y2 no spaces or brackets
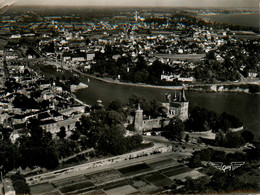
179,88,189,121
134,104,144,133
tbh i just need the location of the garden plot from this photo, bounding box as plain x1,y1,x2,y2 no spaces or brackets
102,179,130,191
145,157,176,169
59,181,95,194
104,185,139,195
30,182,56,194
142,172,173,188
51,174,87,188
131,177,158,193
117,163,152,176
85,169,122,184
76,189,106,194
159,165,192,178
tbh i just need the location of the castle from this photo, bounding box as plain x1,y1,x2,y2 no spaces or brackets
134,88,189,133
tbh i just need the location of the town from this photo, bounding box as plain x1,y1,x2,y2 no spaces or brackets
0,4,260,195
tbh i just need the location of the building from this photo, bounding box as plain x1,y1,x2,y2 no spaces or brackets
248,69,258,78
162,89,189,121
134,104,143,132
1,178,15,195
134,89,189,133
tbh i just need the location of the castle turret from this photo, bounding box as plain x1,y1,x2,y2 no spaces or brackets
179,88,189,121
134,104,143,133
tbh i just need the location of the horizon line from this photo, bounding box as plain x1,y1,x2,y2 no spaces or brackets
11,4,258,9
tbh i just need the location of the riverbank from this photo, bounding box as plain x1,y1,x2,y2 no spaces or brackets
67,66,259,94
41,61,260,94
70,82,88,92
77,70,260,94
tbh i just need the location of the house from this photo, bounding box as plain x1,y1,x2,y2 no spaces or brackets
86,52,95,61
2,178,16,195
40,119,57,133
248,69,258,78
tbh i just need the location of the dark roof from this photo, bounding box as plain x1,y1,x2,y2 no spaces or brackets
40,119,56,125
50,110,62,117
38,112,51,120
13,123,26,130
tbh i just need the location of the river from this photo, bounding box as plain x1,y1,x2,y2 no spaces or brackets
72,75,260,141
205,13,259,28
40,64,260,141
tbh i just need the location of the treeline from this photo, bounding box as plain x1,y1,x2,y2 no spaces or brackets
189,148,259,168
186,107,242,132
0,98,149,174
173,147,260,193
195,40,260,82
160,107,254,148
90,48,181,85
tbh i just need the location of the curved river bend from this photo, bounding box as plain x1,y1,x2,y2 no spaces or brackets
39,67,260,141
74,76,260,141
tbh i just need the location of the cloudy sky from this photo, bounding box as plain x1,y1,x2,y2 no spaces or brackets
12,0,260,8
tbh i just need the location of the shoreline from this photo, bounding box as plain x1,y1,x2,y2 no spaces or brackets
75,69,260,94
42,63,260,94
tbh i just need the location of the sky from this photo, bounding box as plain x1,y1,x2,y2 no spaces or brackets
6,0,260,8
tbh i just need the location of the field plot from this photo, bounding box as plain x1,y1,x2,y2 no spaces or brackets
131,177,158,193
85,169,122,184
171,170,204,180
51,174,87,188
104,185,139,195
59,181,95,194
76,189,106,194
145,157,176,169
159,165,192,178
102,179,130,191
30,182,56,194
117,163,152,176
142,172,173,188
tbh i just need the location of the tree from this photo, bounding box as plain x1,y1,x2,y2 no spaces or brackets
57,126,66,139
241,130,254,143
225,132,245,148
185,134,190,142
98,125,126,155
11,172,30,194
108,99,123,113
70,130,80,141
162,118,184,141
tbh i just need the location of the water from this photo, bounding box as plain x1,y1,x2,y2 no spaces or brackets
73,76,260,141
206,13,259,28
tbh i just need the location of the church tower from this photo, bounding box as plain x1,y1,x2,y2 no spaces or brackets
134,104,144,133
